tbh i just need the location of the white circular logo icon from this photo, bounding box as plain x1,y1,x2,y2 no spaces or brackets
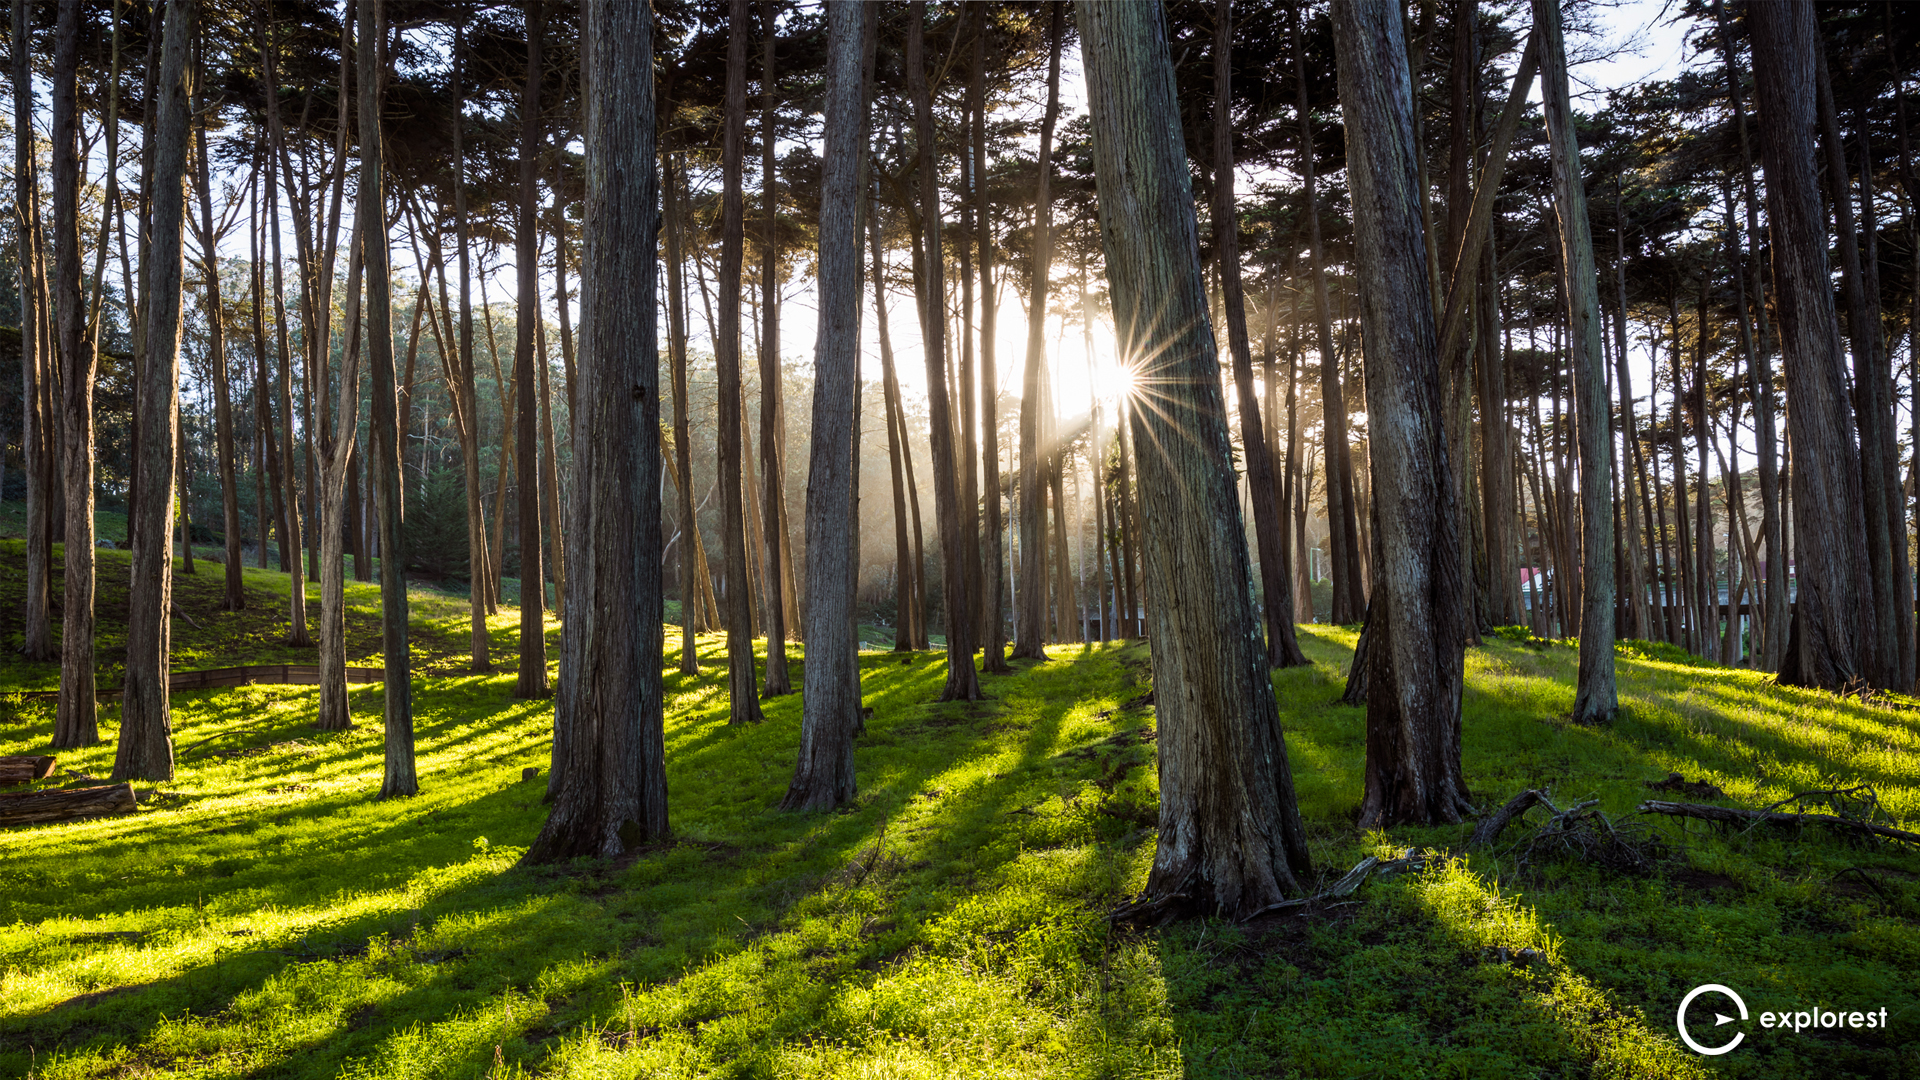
1677,984,1748,1055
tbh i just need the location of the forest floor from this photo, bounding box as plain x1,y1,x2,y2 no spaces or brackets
1,559,1918,1078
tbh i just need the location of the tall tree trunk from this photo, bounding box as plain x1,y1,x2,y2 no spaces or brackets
666,153,703,673
262,28,311,647
525,0,666,859
1082,0,1312,919
1612,180,1653,640
909,1,981,699
956,19,984,661
1751,0,1878,690
316,228,365,734
514,1,549,698
50,0,99,749
450,27,492,666
11,0,52,662
759,0,794,693
1013,4,1064,661
1214,0,1305,668
192,79,243,611
1534,0,1616,723
1118,395,1140,636
116,0,194,781
1333,0,1472,827
785,0,871,811
1293,5,1362,625
973,17,1010,672
720,0,766,722
360,0,416,797
872,202,918,653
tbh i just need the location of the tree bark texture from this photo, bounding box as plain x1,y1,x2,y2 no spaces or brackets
1532,0,1616,723
720,0,766,722
784,0,871,812
909,1,981,700
973,19,1010,672
1080,0,1313,918
1014,5,1065,662
1750,0,1878,691
1332,0,1472,828
51,0,100,750
11,0,52,663
526,0,667,859
115,0,193,781
514,1,549,698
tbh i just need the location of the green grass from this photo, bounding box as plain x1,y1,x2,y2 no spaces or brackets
1,561,1917,1078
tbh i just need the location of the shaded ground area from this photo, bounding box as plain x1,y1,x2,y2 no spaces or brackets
0,580,1916,1077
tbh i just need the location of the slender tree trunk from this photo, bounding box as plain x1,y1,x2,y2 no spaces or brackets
1752,0,1877,689
873,203,918,653
315,230,364,734
785,0,872,811
1012,5,1064,661
1118,396,1140,636
513,1,549,698
910,1,981,699
1534,0,1616,722
116,0,194,781
11,0,52,662
1334,0,1472,827
719,0,766,721
1082,0,1312,919
50,0,99,749
664,154,703,672
973,23,1010,671
1294,5,1362,625
525,0,666,859
262,36,310,647
759,0,794,693
192,83,243,610
1214,0,1305,667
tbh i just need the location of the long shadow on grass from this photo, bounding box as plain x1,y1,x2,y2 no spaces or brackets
2,641,1149,1078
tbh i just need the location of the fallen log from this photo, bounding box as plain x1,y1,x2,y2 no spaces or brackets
1637,799,1920,847
0,783,138,827
0,755,58,787
1470,788,1549,847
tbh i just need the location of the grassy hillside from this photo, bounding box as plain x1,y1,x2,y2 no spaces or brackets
0,564,1916,1078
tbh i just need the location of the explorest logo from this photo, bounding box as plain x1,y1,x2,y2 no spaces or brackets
1676,983,1892,1056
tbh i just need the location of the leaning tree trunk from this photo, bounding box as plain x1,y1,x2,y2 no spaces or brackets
1214,0,1306,668
1012,5,1064,662
1333,0,1473,828
1751,0,1877,690
50,0,99,750
362,0,416,798
1081,0,1313,920
1534,0,1616,724
872,204,918,653
665,153,703,674
719,0,766,723
909,1,981,700
316,228,365,733
116,0,195,782
784,0,872,812
514,1,549,699
525,0,667,860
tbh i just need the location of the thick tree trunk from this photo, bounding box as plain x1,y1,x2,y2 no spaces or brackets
1012,6,1064,661
1083,0,1312,919
785,0,871,812
360,0,416,798
116,0,194,782
719,0,766,722
1534,0,1616,724
11,0,52,663
1214,0,1305,668
909,1,981,699
1333,0,1472,828
1751,0,1878,690
526,0,667,858
50,0,99,750
514,1,549,698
